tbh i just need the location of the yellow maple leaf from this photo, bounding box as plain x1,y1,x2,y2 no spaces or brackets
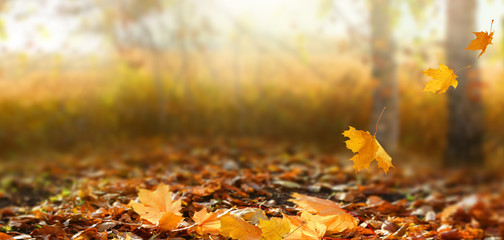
300,210,357,233
258,217,291,240
128,183,183,230
342,126,393,173
219,214,262,240
191,208,221,235
423,64,459,94
466,20,494,58
283,214,327,240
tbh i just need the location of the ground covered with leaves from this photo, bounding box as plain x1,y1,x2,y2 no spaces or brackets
1,139,503,239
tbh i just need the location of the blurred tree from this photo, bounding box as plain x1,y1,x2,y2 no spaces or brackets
55,0,170,132
445,0,483,166
369,0,399,153
57,0,209,133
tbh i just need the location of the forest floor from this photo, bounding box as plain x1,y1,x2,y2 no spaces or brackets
0,138,503,239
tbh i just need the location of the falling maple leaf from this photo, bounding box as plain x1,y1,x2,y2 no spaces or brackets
466,19,494,58
128,183,184,231
258,217,291,240
219,214,262,240
423,64,460,94
191,208,221,235
342,126,393,173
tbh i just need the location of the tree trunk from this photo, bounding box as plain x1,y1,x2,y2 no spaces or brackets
370,0,399,153
445,0,484,166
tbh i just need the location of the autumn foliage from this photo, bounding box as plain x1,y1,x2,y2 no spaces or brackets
342,126,393,174
128,185,357,240
2,2,504,239
465,20,494,58
422,64,459,94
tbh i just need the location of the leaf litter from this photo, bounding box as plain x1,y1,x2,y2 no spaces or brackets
0,139,503,239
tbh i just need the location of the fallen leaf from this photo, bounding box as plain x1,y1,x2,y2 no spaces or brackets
158,212,184,231
317,212,358,233
128,183,183,230
191,208,221,235
283,214,327,240
300,211,356,233
258,217,291,240
230,208,268,225
289,193,346,216
466,20,494,58
72,228,107,240
0,233,12,240
31,225,67,238
342,126,393,173
423,64,459,94
220,214,262,240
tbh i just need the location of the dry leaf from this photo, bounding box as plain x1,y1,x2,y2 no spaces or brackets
317,212,358,233
300,211,356,233
258,217,291,240
191,208,221,235
283,214,327,240
289,194,357,233
230,207,268,225
466,20,494,58
158,212,184,231
220,214,262,240
423,64,459,94
128,183,183,230
342,126,393,173
289,193,346,216
0,233,12,240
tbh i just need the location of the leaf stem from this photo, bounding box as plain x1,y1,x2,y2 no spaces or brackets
490,19,494,32
283,222,305,238
454,65,471,73
373,107,386,137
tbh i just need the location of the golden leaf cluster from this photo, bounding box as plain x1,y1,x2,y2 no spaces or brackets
128,185,357,240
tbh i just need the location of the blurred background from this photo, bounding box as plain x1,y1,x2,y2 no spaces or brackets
0,0,503,167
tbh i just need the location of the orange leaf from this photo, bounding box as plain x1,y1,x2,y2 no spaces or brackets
289,193,346,216
301,211,357,233
466,20,494,58
219,214,262,240
0,232,12,240
423,64,459,94
128,183,183,230
191,208,221,235
342,126,393,173
317,212,358,233
289,194,357,233
158,212,184,231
